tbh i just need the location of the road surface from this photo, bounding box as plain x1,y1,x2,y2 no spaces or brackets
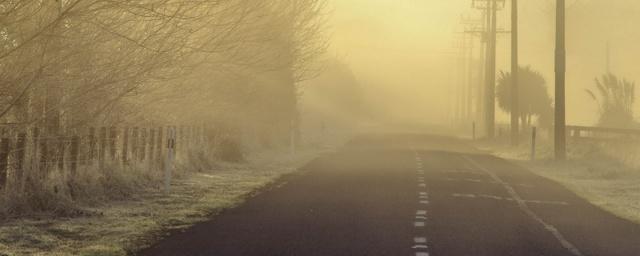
137,134,640,256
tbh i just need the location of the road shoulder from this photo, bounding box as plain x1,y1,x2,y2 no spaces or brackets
0,149,323,256
483,140,640,225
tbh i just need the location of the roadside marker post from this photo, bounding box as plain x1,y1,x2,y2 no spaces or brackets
531,127,537,161
164,127,176,193
472,122,476,140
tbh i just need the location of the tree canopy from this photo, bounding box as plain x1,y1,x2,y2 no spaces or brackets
0,0,328,145
496,66,553,128
586,74,637,128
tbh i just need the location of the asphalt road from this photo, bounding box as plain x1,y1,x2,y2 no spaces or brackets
137,134,640,256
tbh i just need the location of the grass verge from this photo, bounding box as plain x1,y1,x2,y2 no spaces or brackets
0,147,328,256
482,138,640,224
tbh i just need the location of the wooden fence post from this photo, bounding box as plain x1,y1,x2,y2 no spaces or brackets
99,127,107,168
184,126,189,149
88,127,96,163
203,125,209,150
122,127,129,165
39,132,48,178
70,136,80,177
173,126,179,157
109,127,117,160
140,128,147,161
15,133,26,187
188,126,194,149
32,127,39,161
202,125,207,147
156,127,163,169
173,126,178,156
0,138,9,190
56,136,65,171
32,127,41,178
164,127,175,192
131,127,139,163
149,128,156,163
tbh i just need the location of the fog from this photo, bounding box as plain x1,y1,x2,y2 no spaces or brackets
4,1,640,255
322,0,640,128
326,0,463,124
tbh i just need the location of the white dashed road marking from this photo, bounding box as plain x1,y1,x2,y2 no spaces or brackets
413,153,430,256
414,237,427,243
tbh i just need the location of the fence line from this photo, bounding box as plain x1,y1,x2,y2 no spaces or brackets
0,125,212,191
567,125,640,138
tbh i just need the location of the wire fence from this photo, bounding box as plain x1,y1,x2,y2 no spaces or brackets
0,125,213,192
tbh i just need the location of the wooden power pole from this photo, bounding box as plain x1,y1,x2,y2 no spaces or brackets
485,0,497,138
460,15,482,128
471,0,504,138
510,0,519,145
555,0,566,160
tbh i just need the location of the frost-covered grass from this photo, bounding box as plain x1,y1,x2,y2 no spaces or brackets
0,146,330,256
484,137,640,224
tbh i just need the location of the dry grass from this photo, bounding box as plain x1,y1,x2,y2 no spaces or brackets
0,141,332,256
0,159,166,220
486,137,640,224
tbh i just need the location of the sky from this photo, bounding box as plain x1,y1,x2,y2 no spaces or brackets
325,0,640,128
327,0,470,124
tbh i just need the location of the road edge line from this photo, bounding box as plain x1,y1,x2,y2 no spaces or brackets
462,155,583,256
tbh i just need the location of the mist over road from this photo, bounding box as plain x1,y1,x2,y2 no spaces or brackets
137,134,640,256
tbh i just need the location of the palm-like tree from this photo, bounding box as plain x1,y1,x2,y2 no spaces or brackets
496,66,553,129
585,74,636,128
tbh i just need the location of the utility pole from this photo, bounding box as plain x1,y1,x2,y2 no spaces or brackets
470,0,505,138
477,34,486,135
449,71,457,125
453,40,463,125
510,0,519,146
459,15,481,127
466,33,475,123
459,36,468,124
452,34,469,126
485,0,497,138
554,0,566,160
